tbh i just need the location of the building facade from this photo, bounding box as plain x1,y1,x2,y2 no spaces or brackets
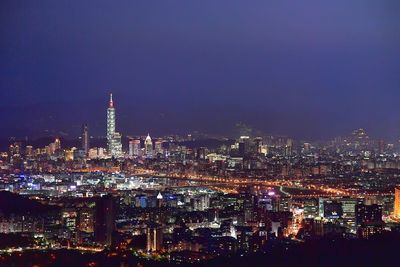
107,94,123,157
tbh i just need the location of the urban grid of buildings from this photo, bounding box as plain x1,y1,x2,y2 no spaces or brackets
1,94,400,264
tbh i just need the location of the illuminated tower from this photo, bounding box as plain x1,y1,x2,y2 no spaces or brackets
128,140,134,157
106,93,122,157
129,139,141,157
82,124,90,155
146,224,163,252
154,140,163,155
394,186,400,218
107,94,116,139
54,138,61,150
145,134,153,157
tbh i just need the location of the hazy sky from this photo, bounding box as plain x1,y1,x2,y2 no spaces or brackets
1,1,400,139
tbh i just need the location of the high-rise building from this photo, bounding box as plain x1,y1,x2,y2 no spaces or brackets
154,140,163,155
9,142,21,157
238,136,251,156
107,94,123,157
340,198,359,232
94,195,116,246
394,186,400,218
65,149,75,161
285,139,293,157
145,134,153,157
129,139,141,157
25,145,33,158
243,194,255,223
78,207,94,233
273,196,291,212
303,143,311,154
107,94,115,137
318,197,328,217
81,124,90,156
196,147,207,160
54,138,61,151
303,198,319,219
128,140,135,157
48,138,61,155
147,224,164,252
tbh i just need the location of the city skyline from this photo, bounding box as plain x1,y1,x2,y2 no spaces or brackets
2,2,400,265
1,91,399,143
1,1,400,139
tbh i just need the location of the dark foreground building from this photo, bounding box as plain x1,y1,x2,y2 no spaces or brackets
94,195,117,246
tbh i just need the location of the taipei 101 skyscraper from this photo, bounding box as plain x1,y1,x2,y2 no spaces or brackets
107,93,123,157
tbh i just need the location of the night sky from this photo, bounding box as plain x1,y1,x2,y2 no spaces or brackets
1,1,400,140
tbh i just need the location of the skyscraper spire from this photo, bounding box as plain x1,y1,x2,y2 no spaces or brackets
109,93,114,108
106,93,122,157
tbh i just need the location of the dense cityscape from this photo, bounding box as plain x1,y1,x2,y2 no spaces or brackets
1,95,400,266
3,1,400,266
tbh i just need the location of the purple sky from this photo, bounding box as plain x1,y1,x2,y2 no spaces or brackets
1,1,400,140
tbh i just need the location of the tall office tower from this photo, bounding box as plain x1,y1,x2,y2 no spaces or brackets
273,196,291,212
129,139,142,157
25,145,33,158
128,140,134,157
254,137,263,153
238,136,251,156
394,187,400,218
81,124,90,155
285,139,293,156
318,197,328,217
146,224,164,252
78,207,94,233
131,139,141,156
145,134,153,157
260,144,268,156
196,147,207,160
107,94,115,137
94,195,116,246
106,93,122,157
340,198,359,232
9,142,21,157
154,140,163,155
242,193,255,223
303,143,311,154
54,138,61,150
65,149,74,161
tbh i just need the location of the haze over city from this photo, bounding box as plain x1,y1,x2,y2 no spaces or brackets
1,1,400,139
3,1,400,267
